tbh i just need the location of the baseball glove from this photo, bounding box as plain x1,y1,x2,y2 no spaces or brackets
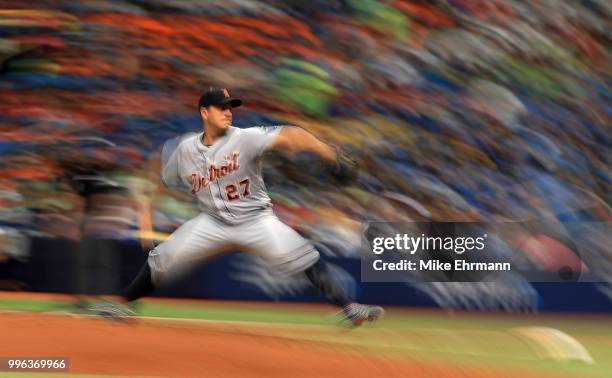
330,149,359,185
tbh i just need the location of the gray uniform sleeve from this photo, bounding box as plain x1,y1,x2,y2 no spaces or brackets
161,132,196,187
243,126,284,158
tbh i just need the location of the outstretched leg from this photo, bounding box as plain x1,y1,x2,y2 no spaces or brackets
237,213,385,327
93,213,229,320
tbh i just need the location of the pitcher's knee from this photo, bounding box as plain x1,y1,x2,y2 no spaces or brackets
147,246,173,287
270,248,320,277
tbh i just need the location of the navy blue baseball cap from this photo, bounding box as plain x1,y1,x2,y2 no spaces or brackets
198,87,242,108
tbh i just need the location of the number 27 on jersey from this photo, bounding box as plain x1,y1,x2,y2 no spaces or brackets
225,178,250,201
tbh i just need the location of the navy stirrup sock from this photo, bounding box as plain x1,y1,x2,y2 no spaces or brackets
121,262,154,302
304,259,352,308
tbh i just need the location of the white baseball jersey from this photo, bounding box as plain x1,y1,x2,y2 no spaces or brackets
162,126,281,224
150,126,319,286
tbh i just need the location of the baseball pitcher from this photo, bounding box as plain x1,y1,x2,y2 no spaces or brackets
96,87,384,326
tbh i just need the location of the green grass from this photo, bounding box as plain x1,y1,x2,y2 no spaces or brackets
0,298,73,313
136,300,338,325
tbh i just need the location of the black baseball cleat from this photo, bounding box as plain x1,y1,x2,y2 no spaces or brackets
339,303,385,327
90,299,136,322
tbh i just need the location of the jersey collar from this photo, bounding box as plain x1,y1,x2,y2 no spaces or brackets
196,126,235,153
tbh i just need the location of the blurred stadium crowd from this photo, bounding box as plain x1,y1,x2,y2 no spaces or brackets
0,1,609,298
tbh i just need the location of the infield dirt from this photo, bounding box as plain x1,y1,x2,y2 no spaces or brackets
0,311,572,378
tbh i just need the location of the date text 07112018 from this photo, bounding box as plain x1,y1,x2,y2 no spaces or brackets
0,357,69,371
